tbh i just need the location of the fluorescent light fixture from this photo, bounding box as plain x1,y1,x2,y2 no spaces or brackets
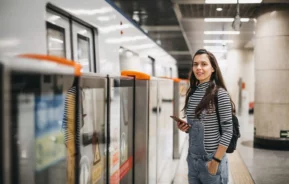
204,18,250,22
216,8,223,11
156,40,162,45
206,0,262,4
204,40,234,44
204,31,240,35
204,46,225,49
204,46,227,53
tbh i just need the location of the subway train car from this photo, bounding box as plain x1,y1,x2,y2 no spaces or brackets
0,0,189,184
0,0,178,77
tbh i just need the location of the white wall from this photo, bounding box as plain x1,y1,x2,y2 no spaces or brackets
220,49,255,112
242,50,255,103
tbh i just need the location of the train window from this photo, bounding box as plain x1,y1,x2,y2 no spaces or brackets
77,34,90,72
46,23,66,58
46,11,71,59
72,22,95,72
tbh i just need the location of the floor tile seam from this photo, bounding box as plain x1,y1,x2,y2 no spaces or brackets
234,150,256,184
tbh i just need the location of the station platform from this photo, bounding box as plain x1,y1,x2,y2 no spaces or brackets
171,114,289,184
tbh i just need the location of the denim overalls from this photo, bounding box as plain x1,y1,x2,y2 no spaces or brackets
187,113,228,184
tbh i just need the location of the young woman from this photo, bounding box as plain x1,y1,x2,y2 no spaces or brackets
177,49,234,184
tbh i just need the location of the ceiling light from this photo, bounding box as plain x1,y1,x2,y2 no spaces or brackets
216,8,223,11
204,31,240,35
204,46,226,49
205,0,262,4
204,18,249,22
156,40,162,45
204,40,234,44
204,46,227,53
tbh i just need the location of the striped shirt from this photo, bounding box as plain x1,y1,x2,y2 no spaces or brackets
186,81,233,153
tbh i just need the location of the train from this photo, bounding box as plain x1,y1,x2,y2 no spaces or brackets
0,0,178,77
0,0,189,184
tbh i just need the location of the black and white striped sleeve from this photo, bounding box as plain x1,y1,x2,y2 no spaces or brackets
217,88,233,147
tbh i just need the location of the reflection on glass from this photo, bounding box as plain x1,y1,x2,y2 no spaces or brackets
47,22,66,58
77,34,90,72
11,74,74,184
79,78,106,184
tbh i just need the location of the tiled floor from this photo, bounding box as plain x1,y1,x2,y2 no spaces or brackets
237,114,289,184
172,113,289,184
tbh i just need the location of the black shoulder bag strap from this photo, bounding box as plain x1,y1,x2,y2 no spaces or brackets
214,89,223,135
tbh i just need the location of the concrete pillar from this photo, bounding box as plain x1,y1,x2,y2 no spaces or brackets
254,6,289,150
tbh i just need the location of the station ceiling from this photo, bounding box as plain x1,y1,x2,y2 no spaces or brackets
111,0,289,79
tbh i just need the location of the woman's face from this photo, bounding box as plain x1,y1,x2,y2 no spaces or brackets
192,54,215,84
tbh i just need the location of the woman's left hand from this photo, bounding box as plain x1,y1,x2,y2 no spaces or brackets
207,160,219,175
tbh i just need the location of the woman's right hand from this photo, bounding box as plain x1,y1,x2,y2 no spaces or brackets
177,121,191,132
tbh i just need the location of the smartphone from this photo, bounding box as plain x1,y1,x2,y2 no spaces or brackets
170,115,185,123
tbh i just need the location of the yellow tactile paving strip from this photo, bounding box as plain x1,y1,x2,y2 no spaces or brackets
227,151,255,184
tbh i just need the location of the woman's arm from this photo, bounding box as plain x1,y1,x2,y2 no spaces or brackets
208,88,233,175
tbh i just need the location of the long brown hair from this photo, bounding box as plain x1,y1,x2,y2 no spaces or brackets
183,49,235,118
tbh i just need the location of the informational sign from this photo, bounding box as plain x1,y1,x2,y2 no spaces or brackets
35,94,65,171
280,130,289,138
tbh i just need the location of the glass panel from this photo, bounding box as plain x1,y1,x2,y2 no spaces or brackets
109,77,134,184
157,79,174,181
47,23,66,58
79,76,107,184
46,10,71,59
72,22,95,72
77,34,90,72
10,72,76,184
148,80,159,184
